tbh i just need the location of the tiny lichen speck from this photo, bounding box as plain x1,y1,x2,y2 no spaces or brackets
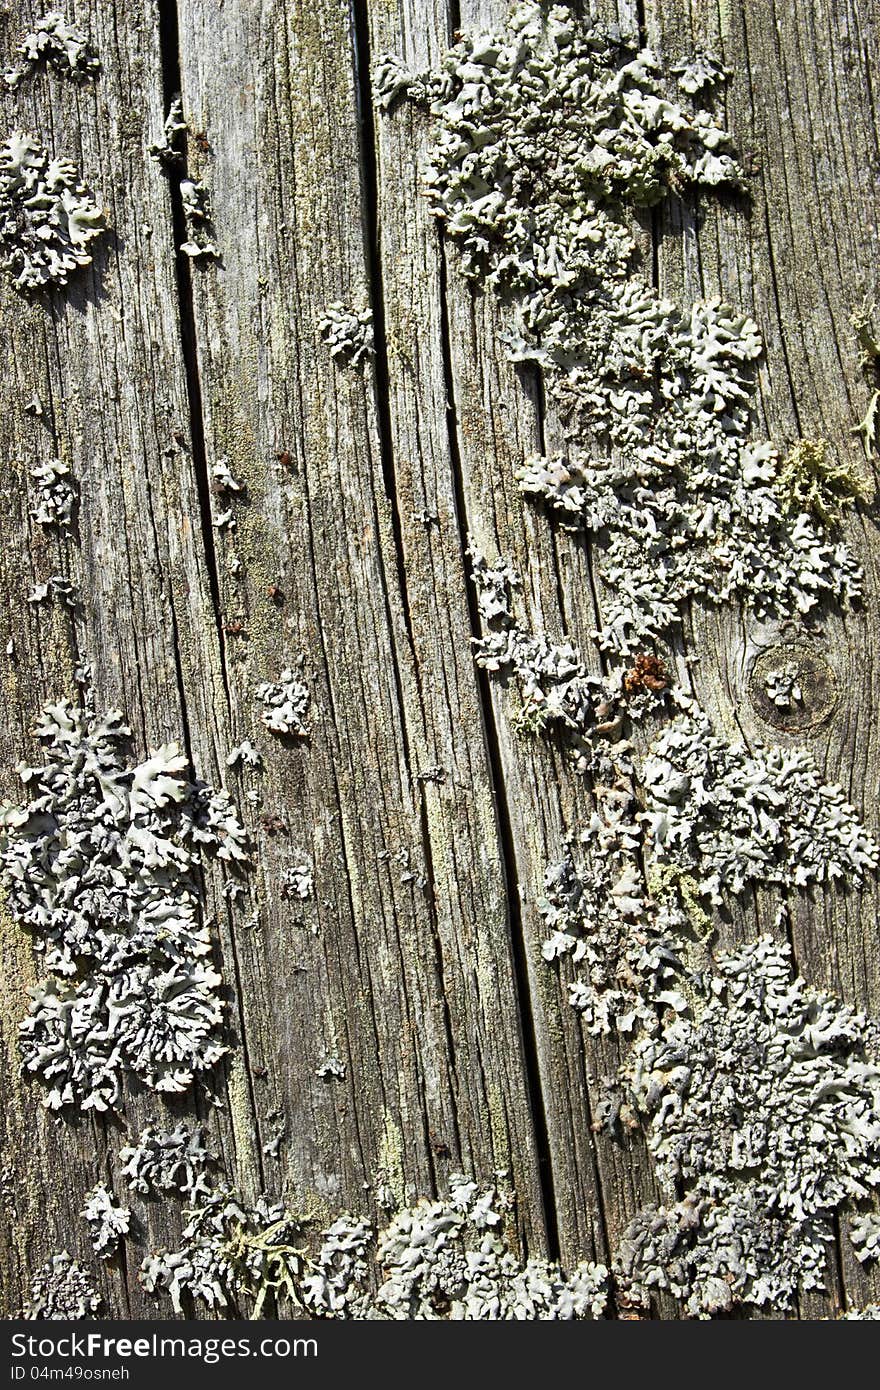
318,303,374,368
81,1184,131,1260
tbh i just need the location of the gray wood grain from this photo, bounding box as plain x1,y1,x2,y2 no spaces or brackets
174,0,546,1247
0,0,877,1320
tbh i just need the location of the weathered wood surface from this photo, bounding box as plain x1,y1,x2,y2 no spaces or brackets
0,0,878,1319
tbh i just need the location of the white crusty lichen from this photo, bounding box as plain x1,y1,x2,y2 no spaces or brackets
849,1211,880,1265
0,699,248,1110
376,3,880,1322
140,1176,608,1320
4,12,100,89
640,711,879,902
672,51,729,96
616,936,880,1316
378,4,862,651
281,855,314,901
256,669,310,738
539,836,689,1039
120,1123,215,1202
24,1253,100,1319
474,564,880,1312
316,1055,345,1080
148,96,187,168
468,539,521,624
226,738,262,770
0,132,105,291
762,663,803,710
850,302,880,460
26,574,78,609
318,302,374,368
81,1184,131,1260
29,458,76,529
179,177,218,261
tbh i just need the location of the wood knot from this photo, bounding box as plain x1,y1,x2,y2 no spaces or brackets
748,642,838,733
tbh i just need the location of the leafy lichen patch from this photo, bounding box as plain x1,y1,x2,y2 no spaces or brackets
140,1189,309,1317
81,1184,131,1260
748,642,839,734
318,302,374,368
617,937,880,1316
256,669,310,738
0,699,248,1110
850,1210,880,1265
140,1176,608,1320
641,711,878,901
472,524,879,1314
4,12,100,90
379,3,863,650
0,133,105,291
540,843,689,1038
24,1252,100,1320
148,96,187,169
120,1123,216,1202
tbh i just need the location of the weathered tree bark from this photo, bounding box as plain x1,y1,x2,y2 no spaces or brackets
0,0,878,1319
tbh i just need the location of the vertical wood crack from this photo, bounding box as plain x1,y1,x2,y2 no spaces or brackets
350,0,419,668
155,0,267,1196
438,235,560,1260
156,0,232,711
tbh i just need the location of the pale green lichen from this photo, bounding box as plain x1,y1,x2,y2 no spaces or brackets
850,302,880,459
0,132,105,291
852,392,880,461
776,438,865,526
378,2,862,651
140,1176,609,1320
617,936,880,1316
0,699,248,1110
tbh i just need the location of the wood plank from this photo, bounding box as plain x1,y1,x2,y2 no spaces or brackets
644,0,880,1316
0,0,264,1319
433,0,673,1271
173,0,546,1260
1,0,878,1321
